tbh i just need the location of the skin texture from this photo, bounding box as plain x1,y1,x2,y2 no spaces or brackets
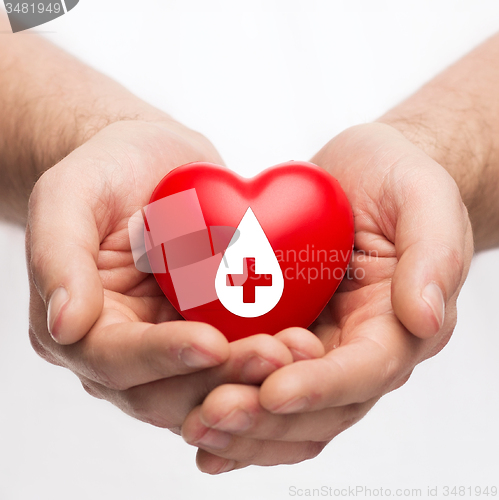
181,124,473,473
26,120,325,432
379,32,499,251
1,10,498,475
0,12,324,441
0,13,168,224
179,33,499,475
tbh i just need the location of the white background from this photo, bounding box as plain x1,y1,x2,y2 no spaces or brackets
1,1,499,499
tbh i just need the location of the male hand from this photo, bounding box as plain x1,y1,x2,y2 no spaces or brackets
181,123,474,473
26,119,324,431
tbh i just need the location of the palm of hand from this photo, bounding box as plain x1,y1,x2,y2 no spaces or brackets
62,119,222,327
28,119,229,402
183,123,472,473
29,119,311,435
258,122,469,412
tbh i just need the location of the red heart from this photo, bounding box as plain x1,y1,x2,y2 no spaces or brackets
145,161,354,342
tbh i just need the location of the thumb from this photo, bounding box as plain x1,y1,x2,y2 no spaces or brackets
391,162,473,339
27,171,104,345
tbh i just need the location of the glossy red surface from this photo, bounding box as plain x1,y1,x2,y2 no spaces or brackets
148,161,354,341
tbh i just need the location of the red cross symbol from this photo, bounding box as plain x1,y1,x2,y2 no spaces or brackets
227,257,273,303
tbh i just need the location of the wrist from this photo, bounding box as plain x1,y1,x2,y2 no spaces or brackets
4,96,170,225
376,33,499,251
35,98,171,175
377,98,494,250
378,100,491,211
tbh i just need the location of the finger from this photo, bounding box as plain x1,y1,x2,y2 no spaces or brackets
28,287,65,366
390,150,473,339
313,123,472,339
260,312,423,413
195,442,325,474
197,452,243,475
181,408,326,470
339,250,397,292
27,165,104,345
84,333,294,428
274,327,325,360
99,288,181,325
65,318,231,390
193,384,376,442
196,440,326,470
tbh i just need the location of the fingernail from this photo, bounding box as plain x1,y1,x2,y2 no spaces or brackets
47,286,69,342
272,396,309,414
289,348,313,361
241,355,279,383
196,428,232,450
212,408,253,432
422,282,445,331
179,347,218,369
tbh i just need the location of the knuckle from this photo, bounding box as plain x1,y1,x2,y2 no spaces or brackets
335,406,367,437
319,405,364,442
80,381,103,399
243,442,263,464
81,355,126,391
284,441,327,465
28,327,46,357
271,418,293,441
141,340,177,379
321,424,344,442
29,246,53,282
92,369,127,392
28,327,60,366
431,240,466,292
391,372,412,392
27,174,45,214
28,168,58,218
380,355,403,393
446,306,458,328
123,388,174,429
364,337,404,395
446,245,465,279
303,441,327,461
77,337,130,391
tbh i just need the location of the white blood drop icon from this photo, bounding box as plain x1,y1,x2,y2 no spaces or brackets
215,207,284,317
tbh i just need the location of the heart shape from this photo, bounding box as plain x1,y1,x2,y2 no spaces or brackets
145,161,354,342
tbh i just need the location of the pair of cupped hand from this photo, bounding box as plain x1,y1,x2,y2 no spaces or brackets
26,118,473,474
